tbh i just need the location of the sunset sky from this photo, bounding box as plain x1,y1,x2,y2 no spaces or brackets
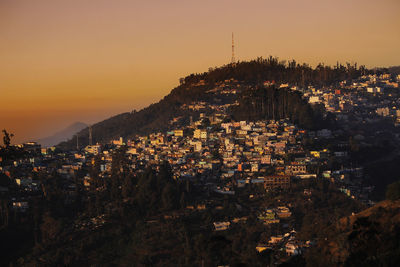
1,0,399,143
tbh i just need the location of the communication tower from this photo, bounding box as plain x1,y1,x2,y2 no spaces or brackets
89,125,93,146
231,32,235,64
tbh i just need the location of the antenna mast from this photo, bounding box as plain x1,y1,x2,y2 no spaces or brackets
231,32,235,64
76,134,79,150
89,125,93,146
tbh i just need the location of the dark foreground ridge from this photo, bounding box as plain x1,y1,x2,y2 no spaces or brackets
304,199,400,266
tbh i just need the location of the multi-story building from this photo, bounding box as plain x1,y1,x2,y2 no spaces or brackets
264,175,291,190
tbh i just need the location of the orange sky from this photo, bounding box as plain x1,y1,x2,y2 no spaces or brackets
1,0,399,143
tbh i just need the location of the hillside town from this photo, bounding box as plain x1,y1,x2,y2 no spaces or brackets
2,71,400,264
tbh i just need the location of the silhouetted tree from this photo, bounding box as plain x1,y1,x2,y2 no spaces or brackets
386,180,400,201
2,129,13,148
40,212,62,244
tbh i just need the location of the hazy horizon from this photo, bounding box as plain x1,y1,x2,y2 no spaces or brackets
1,0,399,143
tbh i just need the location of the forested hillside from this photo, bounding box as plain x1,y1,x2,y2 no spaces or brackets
304,200,400,266
230,86,329,129
59,57,367,150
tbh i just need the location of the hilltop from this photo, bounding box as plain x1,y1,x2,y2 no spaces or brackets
58,57,369,150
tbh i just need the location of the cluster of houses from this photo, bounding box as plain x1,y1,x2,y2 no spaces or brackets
4,73,399,263
81,117,320,195
256,229,311,257
1,109,375,215
300,73,400,122
258,206,292,225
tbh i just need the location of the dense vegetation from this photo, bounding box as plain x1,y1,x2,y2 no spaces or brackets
2,130,399,266
363,155,400,201
305,200,400,266
386,180,400,201
0,130,28,163
182,57,367,87
14,170,364,266
1,145,188,266
59,57,367,150
231,86,329,129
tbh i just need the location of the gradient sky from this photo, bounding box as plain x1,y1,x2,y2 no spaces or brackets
1,0,399,143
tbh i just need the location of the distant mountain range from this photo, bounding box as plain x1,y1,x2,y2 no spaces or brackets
37,122,88,147
58,57,372,150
